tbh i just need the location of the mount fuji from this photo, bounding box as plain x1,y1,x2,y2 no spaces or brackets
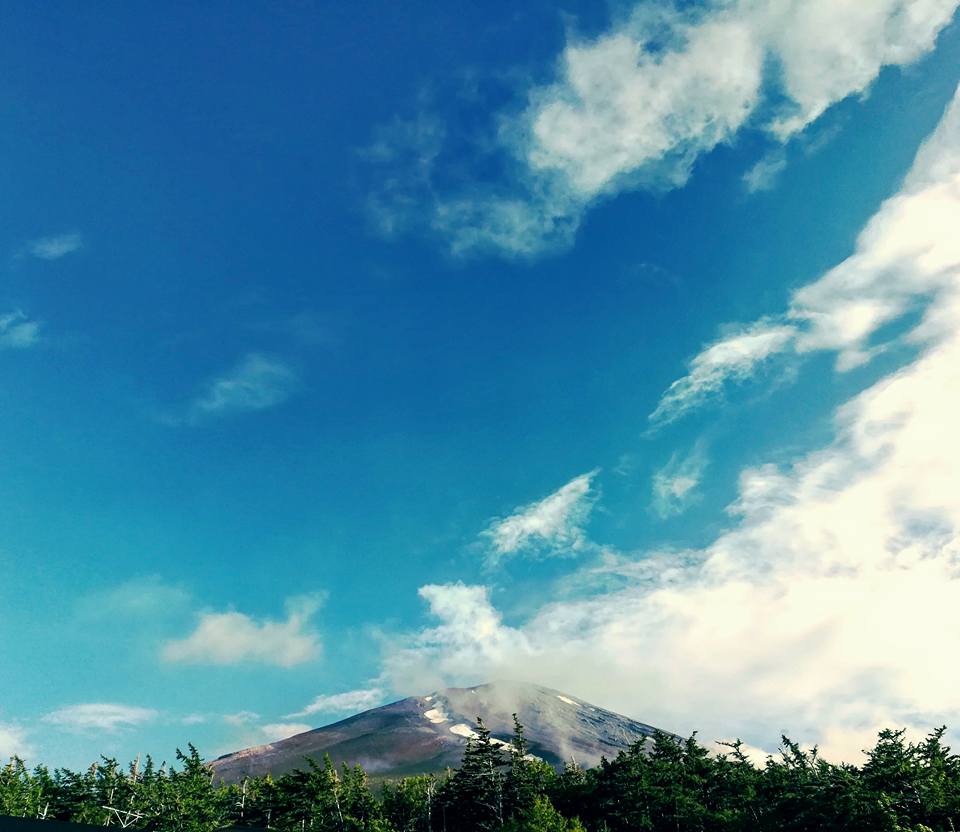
210,681,674,783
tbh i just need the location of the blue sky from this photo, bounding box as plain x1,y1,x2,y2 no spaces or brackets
2,0,960,768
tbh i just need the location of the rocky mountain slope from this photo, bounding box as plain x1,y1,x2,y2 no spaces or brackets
209,681,671,783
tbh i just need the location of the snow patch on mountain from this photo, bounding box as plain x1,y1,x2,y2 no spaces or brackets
424,707,449,724
448,723,514,750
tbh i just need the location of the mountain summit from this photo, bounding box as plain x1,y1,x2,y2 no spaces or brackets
210,681,671,783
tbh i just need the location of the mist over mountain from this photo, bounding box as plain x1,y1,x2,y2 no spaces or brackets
210,681,671,783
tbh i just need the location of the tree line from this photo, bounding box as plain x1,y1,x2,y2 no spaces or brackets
3,716,960,831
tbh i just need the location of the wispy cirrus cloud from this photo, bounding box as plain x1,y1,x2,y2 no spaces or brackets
384,85,960,763
286,687,386,719
481,470,599,567
649,321,796,426
259,723,313,742
165,353,299,426
25,231,83,260
742,150,787,194
651,80,960,426
219,718,315,753
223,711,260,727
651,442,709,518
0,310,41,350
363,113,446,241
42,703,158,733
161,594,324,668
370,0,958,257
75,575,191,620
0,721,33,760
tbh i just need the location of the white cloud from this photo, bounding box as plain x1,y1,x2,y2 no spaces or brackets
651,81,960,424
525,0,957,193
0,310,41,350
259,722,313,742
385,86,960,762
742,150,787,193
526,9,764,197
175,353,299,425
364,114,446,239
408,0,958,257
43,703,157,733
0,722,33,760
649,321,796,425
482,471,599,566
26,231,82,260
76,575,191,619
223,711,260,727
765,0,960,139
287,687,386,718
652,442,709,518
431,189,584,259
161,595,323,667
384,583,530,694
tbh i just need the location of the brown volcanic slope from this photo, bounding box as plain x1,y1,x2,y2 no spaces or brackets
209,681,671,783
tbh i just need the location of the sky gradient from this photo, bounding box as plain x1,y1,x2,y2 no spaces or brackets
2,0,960,768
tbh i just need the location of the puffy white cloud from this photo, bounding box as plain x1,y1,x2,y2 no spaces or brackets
287,687,386,719
651,442,709,518
765,0,960,139
384,583,530,693
162,595,323,668
526,0,958,192
527,9,764,197
43,703,157,733
482,471,599,566
170,353,299,425
417,0,958,256
26,231,82,260
386,87,960,761
0,310,41,350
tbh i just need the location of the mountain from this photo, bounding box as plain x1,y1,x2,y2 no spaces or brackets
209,681,671,783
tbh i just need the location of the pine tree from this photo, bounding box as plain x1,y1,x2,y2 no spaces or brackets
504,714,554,823
443,718,505,832
163,745,228,832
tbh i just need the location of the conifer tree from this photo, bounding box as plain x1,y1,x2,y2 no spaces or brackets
163,745,228,832
504,714,555,822
443,718,505,832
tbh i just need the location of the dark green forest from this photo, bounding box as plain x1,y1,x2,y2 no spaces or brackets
3,717,959,832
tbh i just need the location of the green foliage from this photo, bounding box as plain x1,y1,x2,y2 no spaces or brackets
381,774,436,832
504,796,584,832
5,721,960,831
